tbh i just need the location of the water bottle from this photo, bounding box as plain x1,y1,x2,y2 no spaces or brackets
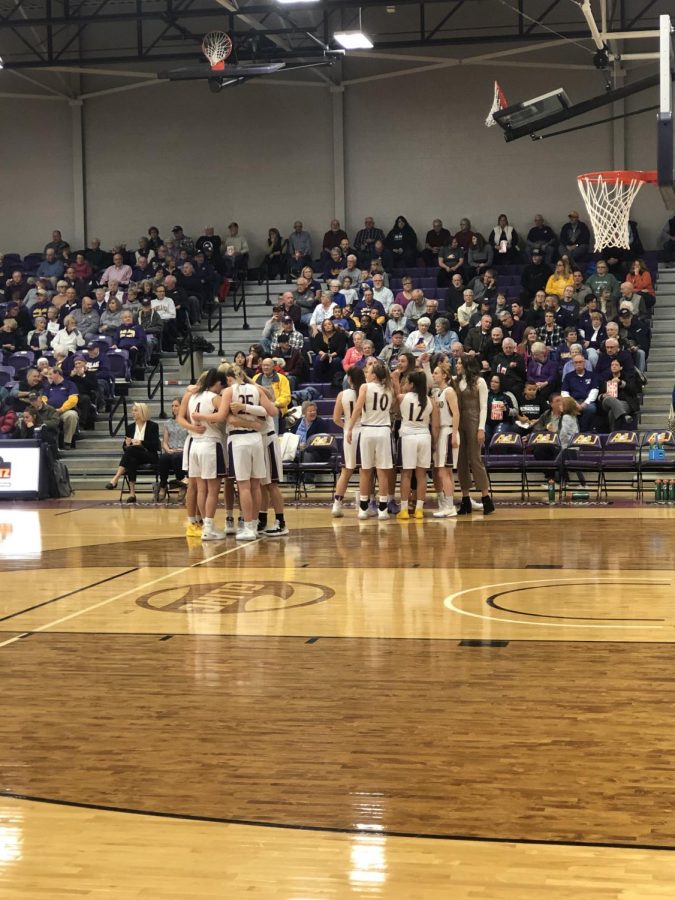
547,479,556,504
669,480,675,504
655,479,663,503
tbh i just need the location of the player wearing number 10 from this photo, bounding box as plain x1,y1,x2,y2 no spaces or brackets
346,361,395,521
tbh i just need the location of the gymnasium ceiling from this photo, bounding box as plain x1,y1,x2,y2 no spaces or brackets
0,0,666,88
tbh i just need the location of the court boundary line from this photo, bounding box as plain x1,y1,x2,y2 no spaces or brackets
3,790,675,852
0,568,139,623
0,541,254,650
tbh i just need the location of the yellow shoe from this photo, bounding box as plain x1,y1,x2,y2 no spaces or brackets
397,509,409,521
185,522,202,537
414,508,425,520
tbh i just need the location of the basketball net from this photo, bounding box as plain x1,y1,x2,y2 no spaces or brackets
485,81,508,128
202,30,233,71
577,170,656,251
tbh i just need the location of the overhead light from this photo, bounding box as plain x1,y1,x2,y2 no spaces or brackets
334,30,373,49
276,0,320,4
0,57,4,70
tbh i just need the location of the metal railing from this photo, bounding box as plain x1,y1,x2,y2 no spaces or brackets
206,303,225,355
147,359,167,419
229,274,250,330
108,393,128,436
176,331,197,384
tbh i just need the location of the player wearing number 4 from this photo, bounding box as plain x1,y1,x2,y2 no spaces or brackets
346,361,396,521
331,366,366,518
396,370,439,521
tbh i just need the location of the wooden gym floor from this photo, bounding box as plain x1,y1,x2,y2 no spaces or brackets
1,495,675,898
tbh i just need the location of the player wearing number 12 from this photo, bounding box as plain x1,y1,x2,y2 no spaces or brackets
346,361,395,521
396,370,439,521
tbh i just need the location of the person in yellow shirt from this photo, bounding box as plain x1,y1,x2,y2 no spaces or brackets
545,259,574,298
253,358,291,420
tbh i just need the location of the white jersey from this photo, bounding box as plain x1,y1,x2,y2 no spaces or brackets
341,388,361,429
187,390,222,442
399,392,432,435
361,381,393,428
228,382,263,433
434,385,455,429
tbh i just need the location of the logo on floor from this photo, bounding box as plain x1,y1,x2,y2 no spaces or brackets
136,580,334,614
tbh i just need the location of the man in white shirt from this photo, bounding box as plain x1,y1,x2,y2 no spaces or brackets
372,273,393,312
222,222,250,277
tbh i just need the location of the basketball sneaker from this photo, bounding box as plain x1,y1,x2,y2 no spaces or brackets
377,509,389,521
224,517,236,535
413,507,425,520
236,524,258,542
331,499,344,518
264,522,289,537
201,528,226,541
396,509,409,521
357,507,369,520
366,500,378,517
185,522,202,537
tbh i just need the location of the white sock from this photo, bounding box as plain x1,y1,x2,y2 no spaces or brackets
416,500,424,511
225,509,234,519
437,491,445,506
203,517,214,530
188,516,198,524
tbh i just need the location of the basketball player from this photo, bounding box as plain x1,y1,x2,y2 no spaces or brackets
185,368,229,541
331,366,366,517
396,370,438,520
193,367,278,541
255,374,289,537
346,360,395,520
176,374,212,538
431,361,460,518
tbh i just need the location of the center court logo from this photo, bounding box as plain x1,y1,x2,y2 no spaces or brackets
135,580,334,614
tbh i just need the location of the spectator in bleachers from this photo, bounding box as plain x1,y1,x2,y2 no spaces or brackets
83,238,111,271
27,317,49,353
195,225,220,258
595,286,618,323
312,319,348,382
338,254,361,285
394,275,414,308
433,317,459,356
492,337,526,394
619,280,650,319
525,342,557,399
325,279,347,310
466,233,494,280
514,381,548,436
131,255,154,284
339,236,358,262
151,284,180,349
261,304,284,353
177,260,207,321
322,247,343,282
355,312,384,353
254,357,291,420
545,259,573,298
288,220,312,271
339,276,359,307
571,269,592,308
24,279,52,310
598,358,640,430
559,284,580,319
520,247,552,301
456,289,479,334
322,219,348,256
386,215,418,268
244,344,264,377
83,342,112,411
468,269,498,307
422,219,451,267
587,259,620,300
342,330,365,371
137,299,162,359
627,259,654,296
372,273,393,311
559,210,590,264
258,228,289,283
300,266,322,297
489,214,521,263
105,401,160,502
497,309,524,344
379,330,406,369
221,222,249,278
99,296,123,335
292,400,331,483
617,305,649,372
279,291,302,328
44,229,67,256
584,311,607,363
554,326,585,371
69,357,98,429
384,303,408,339
51,315,84,355
436,237,465,288
485,373,516,445
453,218,475,254
102,280,123,305
71,253,92,283
561,353,599,430
113,309,146,375
403,288,427,325
36,247,65,283
294,276,319,326
45,306,60,342
59,287,80,322
480,326,504,372
0,317,24,353
354,217,385,265
525,214,558,266
595,336,635,381
100,251,132,287
354,287,385,324
170,226,194,255
271,315,304,355
424,298,441,328
405,317,434,356
5,270,29,303
71,296,100,340
661,215,675,265
371,239,393,273
537,310,564,349
464,314,493,357
156,397,188,503
444,272,465,315
274,334,307,388
310,292,340,336
133,237,155,264
42,366,79,449
63,265,86,298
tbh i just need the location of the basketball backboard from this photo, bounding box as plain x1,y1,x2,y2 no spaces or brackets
492,89,571,131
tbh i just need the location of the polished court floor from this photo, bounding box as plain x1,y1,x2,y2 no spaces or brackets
1,496,675,898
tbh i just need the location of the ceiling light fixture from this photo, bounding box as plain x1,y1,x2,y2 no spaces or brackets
334,9,373,50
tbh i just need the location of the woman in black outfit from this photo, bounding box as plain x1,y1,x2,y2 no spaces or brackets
312,319,348,382
105,401,160,502
259,228,289,282
385,215,418,268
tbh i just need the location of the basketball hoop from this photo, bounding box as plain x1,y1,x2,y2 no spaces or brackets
577,169,657,251
485,81,508,128
202,31,233,71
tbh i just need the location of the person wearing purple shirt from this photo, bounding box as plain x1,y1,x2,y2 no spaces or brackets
353,289,386,323
526,342,558,401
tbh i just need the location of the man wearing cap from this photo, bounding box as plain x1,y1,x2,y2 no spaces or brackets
520,247,552,301
221,222,250,278
71,296,100,340
561,354,599,430
261,305,284,353
617,305,649,372
378,330,407,369
526,214,557,266
171,226,194,255
559,211,591,264
271,316,304,354
41,367,79,449
83,342,113,411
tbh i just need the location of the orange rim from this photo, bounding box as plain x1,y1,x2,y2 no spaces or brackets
577,170,658,184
